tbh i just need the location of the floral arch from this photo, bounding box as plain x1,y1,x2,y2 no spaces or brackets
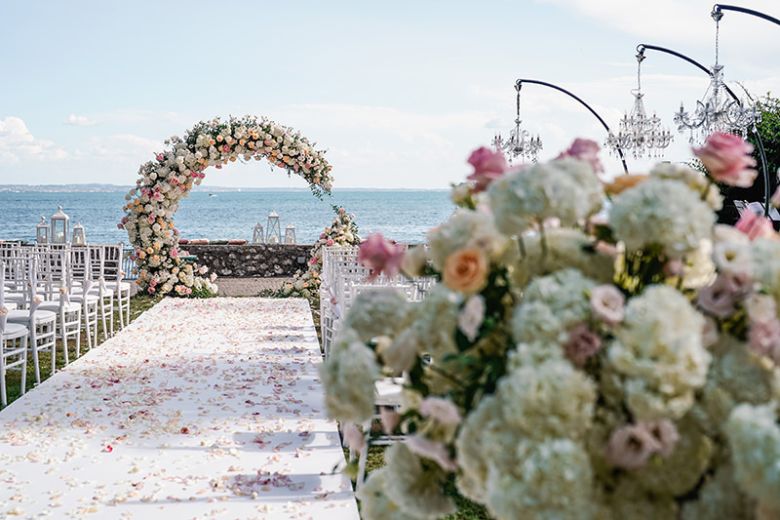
120,115,333,297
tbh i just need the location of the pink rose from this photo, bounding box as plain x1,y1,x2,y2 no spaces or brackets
466,146,508,192
326,239,334,247
564,323,603,367
358,233,404,280
735,210,776,241
156,153,164,162
170,248,179,259
693,132,757,187
556,138,603,173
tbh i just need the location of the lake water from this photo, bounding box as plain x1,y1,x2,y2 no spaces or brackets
0,190,454,245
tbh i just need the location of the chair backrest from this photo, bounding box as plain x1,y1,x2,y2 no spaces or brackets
101,244,124,282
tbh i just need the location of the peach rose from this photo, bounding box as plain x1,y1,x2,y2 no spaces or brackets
442,248,488,294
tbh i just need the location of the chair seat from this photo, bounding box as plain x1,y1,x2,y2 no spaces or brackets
374,377,404,407
1,322,28,340
72,287,115,298
51,293,100,304
6,309,57,325
104,281,131,291
38,301,82,313
1,302,18,311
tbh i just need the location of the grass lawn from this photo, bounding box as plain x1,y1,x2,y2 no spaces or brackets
2,294,159,407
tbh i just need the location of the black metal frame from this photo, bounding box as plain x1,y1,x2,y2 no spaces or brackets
514,79,629,174
636,43,771,215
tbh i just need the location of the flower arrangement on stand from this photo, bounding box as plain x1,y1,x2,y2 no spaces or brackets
120,115,333,297
320,133,780,519
278,205,360,301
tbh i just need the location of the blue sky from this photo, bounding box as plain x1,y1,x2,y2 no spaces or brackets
1,0,778,188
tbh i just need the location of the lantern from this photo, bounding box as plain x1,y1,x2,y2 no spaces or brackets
35,216,49,244
284,224,296,245
266,211,281,244
72,222,86,245
252,223,265,244
50,206,70,244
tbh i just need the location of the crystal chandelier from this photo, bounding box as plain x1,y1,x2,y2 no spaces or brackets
493,84,543,163
674,12,760,144
605,52,672,159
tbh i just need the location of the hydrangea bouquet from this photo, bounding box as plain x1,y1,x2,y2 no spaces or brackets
320,134,780,519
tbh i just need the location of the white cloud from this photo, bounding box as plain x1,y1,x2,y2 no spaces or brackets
536,0,778,50
64,114,96,126
86,133,163,159
0,116,67,163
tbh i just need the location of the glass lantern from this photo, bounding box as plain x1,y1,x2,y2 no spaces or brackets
284,224,296,245
36,216,49,244
266,211,281,244
50,206,70,244
252,223,265,244
72,222,86,245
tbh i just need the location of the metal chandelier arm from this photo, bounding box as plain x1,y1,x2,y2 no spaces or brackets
712,4,780,26
635,44,741,104
635,43,771,216
514,79,629,174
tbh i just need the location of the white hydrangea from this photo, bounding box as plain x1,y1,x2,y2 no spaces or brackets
650,162,723,210
488,159,603,236
751,239,780,306
319,328,378,423
410,285,461,363
455,395,503,502
607,285,711,420
726,402,780,511
383,443,456,519
512,268,596,347
496,357,596,441
344,288,410,342
426,209,507,270
510,228,615,289
485,438,594,520
357,468,420,520
609,178,714,258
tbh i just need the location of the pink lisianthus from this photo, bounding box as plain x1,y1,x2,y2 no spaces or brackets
358,233,404,280
170,248,179,259
564,323,603,367
419,397,462,426
735,210,776,241
605,423,660,470
326,239,334,247
380,407,401,435
590,285,625,326
466,146,508,192
693,132,757,187
556,138,603,173
748,318,780,363
696,273,747,319
405,436,458,472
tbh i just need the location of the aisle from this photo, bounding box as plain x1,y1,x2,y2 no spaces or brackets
0,298,358,520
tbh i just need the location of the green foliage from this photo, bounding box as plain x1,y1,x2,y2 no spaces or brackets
750,94,780,185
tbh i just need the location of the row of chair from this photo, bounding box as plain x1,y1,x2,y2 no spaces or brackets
318,245,435,488
0,243,132,407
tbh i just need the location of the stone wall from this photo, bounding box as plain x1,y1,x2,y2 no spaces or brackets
183,244,312,277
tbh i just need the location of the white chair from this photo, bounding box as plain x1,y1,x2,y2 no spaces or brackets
0,310,28,407
101,244,131,329
37,251,82,361
2,260,56,385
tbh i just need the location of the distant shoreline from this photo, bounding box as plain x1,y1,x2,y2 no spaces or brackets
0,184,450,194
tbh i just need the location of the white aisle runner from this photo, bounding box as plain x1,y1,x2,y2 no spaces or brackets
0,298,359,520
